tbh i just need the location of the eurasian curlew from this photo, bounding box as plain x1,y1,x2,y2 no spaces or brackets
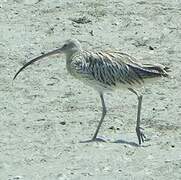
13,39,170,145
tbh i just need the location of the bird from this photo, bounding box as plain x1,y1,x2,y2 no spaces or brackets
13,39,170,145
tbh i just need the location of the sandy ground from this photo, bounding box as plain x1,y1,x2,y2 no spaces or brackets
0,0,181,179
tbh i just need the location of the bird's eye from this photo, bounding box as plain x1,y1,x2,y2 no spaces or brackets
64,44,68,48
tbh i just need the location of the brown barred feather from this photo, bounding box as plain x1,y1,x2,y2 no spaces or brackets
69,49,169,90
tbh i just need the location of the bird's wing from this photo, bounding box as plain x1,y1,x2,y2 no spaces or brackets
70,51,144,86
70,50,169,88
107,51,169,78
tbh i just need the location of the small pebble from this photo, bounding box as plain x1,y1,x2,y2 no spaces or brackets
59,121,66,125
90,30,94,36
109,126,115,130
149,46,154,50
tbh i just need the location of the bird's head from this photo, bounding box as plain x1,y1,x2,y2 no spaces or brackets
13,39,82,80
60,39,82,55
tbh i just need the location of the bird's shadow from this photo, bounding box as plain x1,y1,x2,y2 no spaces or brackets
113,137,151,147
79,137,145,147
80,137,151,147
113,139,139,147
79,137,108,143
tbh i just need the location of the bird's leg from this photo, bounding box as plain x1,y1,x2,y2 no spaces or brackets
136,94,146,145
92,93,107,141
128,88,146,145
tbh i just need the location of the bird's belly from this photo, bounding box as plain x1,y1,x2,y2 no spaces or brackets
68,68,161,92
77,76,114,91
72,73,145,92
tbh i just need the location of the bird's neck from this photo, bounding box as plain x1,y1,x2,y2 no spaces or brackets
65,48,82,62
66,51,75,61
65,49,82,73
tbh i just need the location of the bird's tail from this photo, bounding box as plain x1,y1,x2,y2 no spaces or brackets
128,63,170,79
144,64,170,77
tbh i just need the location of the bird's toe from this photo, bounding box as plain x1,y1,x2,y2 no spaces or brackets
136,126,146,145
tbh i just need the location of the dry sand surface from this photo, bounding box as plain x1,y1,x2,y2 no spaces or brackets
0,0,181,179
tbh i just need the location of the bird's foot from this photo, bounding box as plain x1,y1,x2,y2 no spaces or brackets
136,126,146,145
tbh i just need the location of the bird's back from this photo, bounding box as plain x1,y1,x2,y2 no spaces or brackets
67,50,169,91
108,51,169,77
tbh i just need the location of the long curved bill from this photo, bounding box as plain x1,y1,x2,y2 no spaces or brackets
13,48,62,80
